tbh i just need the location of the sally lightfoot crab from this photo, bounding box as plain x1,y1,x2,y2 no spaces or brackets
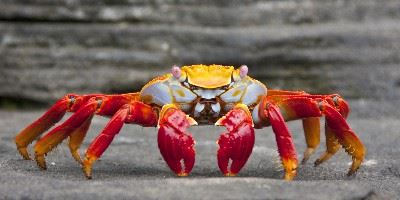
15,65,366,180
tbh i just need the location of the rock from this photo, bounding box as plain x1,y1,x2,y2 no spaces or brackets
0,0,400,105
1,100,400,199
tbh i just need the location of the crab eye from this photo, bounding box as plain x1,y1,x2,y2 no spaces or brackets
171,65,181,79
239,65,248,78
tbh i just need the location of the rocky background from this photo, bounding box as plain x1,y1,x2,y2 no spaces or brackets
1,0,400,107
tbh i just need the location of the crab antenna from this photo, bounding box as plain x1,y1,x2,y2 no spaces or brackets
171,65,181,79
239,65,248,78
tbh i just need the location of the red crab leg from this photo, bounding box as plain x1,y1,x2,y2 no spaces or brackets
266,90,323,163
34,98,100,169
260,96,365,177
216,104,255,176
157,104,196,177
263,94,349,164
264,101,298,180
14,93,117,160
15,96,71,160
319,101,365,175
33,94,138,169
314,96,349,166
82,102,157,179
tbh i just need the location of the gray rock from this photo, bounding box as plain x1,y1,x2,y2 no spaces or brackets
0,100,399,199
1,0,400,105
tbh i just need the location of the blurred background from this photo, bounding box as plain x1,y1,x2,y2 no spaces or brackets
0,0,399,108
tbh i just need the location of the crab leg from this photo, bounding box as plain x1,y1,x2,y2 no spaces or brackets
14,93,117,160
216,104,255,176
82,102,157,179
157,104,197,177
264,102,298,180
267,90,321,163
319,101,365,175
265,94,351,165
33,94,139,169
34,98,99,169
314,96,349,166
260,96,365,177
301,117,320,164
15,96,70,160
68,116,93,164
314,123,341,167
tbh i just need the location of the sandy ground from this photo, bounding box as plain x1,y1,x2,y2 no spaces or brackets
0,99,399,199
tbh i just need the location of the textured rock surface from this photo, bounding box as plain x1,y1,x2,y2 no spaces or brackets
1,0,400,105
1,100,399,199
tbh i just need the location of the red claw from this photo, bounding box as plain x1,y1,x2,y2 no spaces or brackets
158,107,196,176
216,106,255,176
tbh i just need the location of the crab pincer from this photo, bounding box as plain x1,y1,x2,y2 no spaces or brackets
157,105,197,176
216,104,255,176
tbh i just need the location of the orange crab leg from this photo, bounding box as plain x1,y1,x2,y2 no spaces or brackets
157,104,196,177
15,96,70,160
216,104,255,176
314,123,340,167
68,116,93,164
82,102,157,179
301,117,320,164
320,101,365,175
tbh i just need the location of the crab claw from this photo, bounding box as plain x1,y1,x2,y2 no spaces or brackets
158,105,196,176
216,105,255,176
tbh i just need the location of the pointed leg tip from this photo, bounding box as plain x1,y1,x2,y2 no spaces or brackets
347,167,359,177
82,156,96,179
176,172,189,177
314,159,322,167
34,154,47,170
301,148,315,165
347,170,355,177
224,172,237,177
17,147,31,160
84,171,92,179
284,175,294,181
284,169,297,181
82,165,92,179
347,164,361,177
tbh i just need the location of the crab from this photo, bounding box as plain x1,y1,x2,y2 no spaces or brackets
15,64,366,180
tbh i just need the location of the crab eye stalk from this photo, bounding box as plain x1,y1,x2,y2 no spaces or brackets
171,65,187,82
233,65,249,81
171,65,181,79
239,65,248,78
